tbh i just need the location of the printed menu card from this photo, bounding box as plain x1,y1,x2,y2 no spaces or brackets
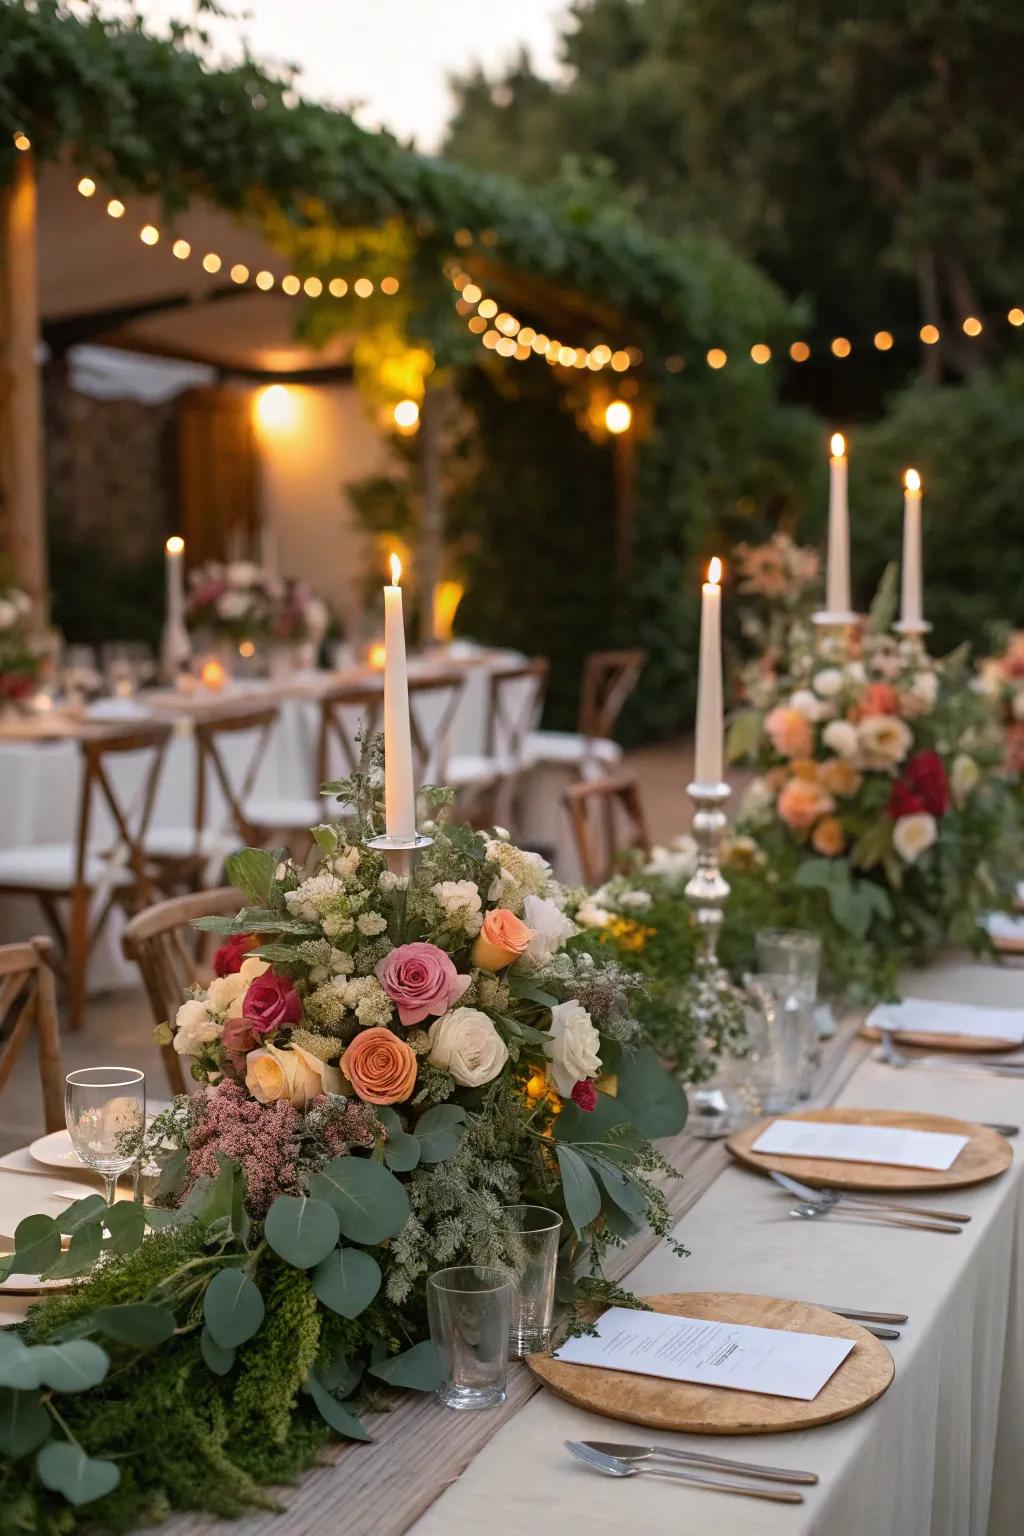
752,1118,968,1170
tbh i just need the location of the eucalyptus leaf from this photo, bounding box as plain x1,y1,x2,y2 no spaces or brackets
615,1044,687,1138
591,1158,648,1220
56,1194,106,1238
42,1222,102,1280
305,1375,372,1441
8,1214,61,1277
152,1147,188,1201
314,1350,362,1399
102,1201,146,1255
33,1340,109,1393
36,1441,120,1506
507,978,559,1006
555,1144,602,1235
0,1389,51,1458
367,1339,444,1391
93,1303,176,1348
264,1195,340,1269
311,1247,382,1319
0,1342,45,1390
200,1327,237,1376
552,1090,629,1143
203,1268,265,1349
309,1157,410,1243
414,1103,469,1165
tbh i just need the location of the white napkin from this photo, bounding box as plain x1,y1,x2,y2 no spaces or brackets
868,997,1024,1044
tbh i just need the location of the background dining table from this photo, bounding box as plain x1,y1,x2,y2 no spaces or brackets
1,953,1021,1535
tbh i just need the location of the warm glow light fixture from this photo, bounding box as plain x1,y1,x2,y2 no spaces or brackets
604,400,632,435
831,336,852,358
790,341,811,362
920,324,940,345
873,330,894,351
106,198,125,218
77,176,96,197
750,343,772,364
254,383,298,433
172,239,191,260
202,252,222,274
13,131,31,152
139,224,159,245
962,315,982,337
706,348,727,370
393,399,420,433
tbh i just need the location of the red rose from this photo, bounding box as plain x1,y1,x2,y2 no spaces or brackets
905,751,949,817
242,972,302,1037
221,1015,259,1073
888,781,926,820
212,933,258,977
570,1080,598,1112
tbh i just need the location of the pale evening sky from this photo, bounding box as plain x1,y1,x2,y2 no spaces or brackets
110,0,569,149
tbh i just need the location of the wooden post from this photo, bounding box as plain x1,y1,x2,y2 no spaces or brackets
0,153,48,606
613,427,636,612
418,387,445,648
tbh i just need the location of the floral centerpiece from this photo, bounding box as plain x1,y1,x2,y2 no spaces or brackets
0,768,686,1530
727,579,1021,997
977,630,1024,778
186,559,328,647
0,583,44,703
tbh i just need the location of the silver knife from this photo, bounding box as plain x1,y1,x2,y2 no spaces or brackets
771,1169,971,1224
582,1440,818,1485
817,1305,909,1324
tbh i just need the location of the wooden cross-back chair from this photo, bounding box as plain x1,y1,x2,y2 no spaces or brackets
0,721,172,1031
145,702,279,890
0,937,64,1134
578,648,648,742
448,657,550,831
564,772,651,887
122,886,243,1096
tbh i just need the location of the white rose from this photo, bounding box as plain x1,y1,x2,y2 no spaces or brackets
173,998,221,1055
545,1000,602,1096
227,561,261,587
892,812,938,864
575,900,611,930
739,777,775,821
906,671,939,713
619,889,652,909
432,879,484,936
822,719,860,760
845,661,867,685
522,893,576,965
856,713,912,769
812,667,844,698
0,599,16,630
951,753,980,806
245,1041,342,1107
644,833,698,883
216,591,250,621
789,688,826,722
427,1007,509,1088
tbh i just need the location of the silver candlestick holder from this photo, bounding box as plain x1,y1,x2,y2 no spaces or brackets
683,779,732,973
365,830,434,882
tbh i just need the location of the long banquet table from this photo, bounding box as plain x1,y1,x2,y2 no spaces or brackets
2,955,1021,1535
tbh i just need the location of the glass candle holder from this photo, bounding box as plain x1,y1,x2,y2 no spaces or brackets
427,1264,514,1410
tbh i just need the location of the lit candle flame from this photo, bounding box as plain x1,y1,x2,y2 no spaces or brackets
830,432,846,458
389,552,402,586
165,535,184,555
707,556,722,586
904,468,921,493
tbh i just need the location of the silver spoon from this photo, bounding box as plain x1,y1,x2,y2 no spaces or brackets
565,1442,804,1504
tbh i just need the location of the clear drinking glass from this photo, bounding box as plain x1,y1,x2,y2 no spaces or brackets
753,927,822,1105
505,1205,562,1358
65,1067,146,1205
427,1265,514,1410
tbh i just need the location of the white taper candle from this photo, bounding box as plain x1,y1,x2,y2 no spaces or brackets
383,553,416,838
694,556,724,785
900,468,923,628
825,432,851,615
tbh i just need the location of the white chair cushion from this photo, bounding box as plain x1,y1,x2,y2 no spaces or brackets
0,843,135,891
144,827,243,860
446,753,511,787
244,796,328,831
525,730,622,769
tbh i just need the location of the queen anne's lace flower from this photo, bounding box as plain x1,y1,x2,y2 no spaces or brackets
357,911,389,937
285,871,346,922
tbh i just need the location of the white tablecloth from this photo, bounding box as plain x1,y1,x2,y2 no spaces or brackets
412,957,1024,1536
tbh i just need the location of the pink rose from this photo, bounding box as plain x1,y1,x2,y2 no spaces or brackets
221,1014,259,1073
375,942,471,1027
242,972,302,1037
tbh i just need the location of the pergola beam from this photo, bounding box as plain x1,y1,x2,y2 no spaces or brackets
0,153,47,606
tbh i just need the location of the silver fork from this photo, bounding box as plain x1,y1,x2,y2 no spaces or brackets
565,1442,804,1504
879,1029,1024,1082
791,1201,961,1235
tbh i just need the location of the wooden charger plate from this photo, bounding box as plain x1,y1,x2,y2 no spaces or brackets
728,1106,1012,1192
859,1020,1021,1053
528,1292,893,1437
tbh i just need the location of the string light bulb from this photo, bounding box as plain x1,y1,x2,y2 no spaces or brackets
354,277,373,298
920,324,940,345
831,336,852,358
12,131,30,152
106,198,125,218
393,399,420,433
139,224,159,245
1008,307,1024,327
750,343,771,364
202,252,222,274
790,341,811,362
230,264,250,284
328,277,347,297
605,400,632,435
873,330,894,351
303,276,323,297
77,177,96,197
706,348,727,369
281,275,300,295
255,270,274,290
172,239,191,260
962,315,982,336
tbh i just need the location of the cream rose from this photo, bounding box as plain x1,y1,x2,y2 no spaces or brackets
245,1041,342,1107
892,812,938,864
575,900,611,930
545,1000,602,1097
173,998,221,1056
812,667,844,698
427,1006,509,1088
822,719,859,760
856,713,912,770
522,893,576,966
950,753,980,806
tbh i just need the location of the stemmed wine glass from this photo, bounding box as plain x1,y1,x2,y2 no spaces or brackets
64,1067,146,1205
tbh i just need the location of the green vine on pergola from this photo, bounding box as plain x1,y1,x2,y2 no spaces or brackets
0,0,794,379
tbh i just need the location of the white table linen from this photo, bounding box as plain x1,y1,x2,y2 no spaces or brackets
412,958,1024,1536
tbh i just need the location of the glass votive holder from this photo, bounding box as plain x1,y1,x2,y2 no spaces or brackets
427,1264,514,1410
504,1204,562,1358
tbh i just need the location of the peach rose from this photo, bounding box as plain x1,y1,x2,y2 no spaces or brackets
764,705,813,760
245,1041,342,1108
811,816,846,856
470,908,534,971
820,758,863,798
853,682,901,719
341,1026,418,1105
777,777,835,832
789,758,821,782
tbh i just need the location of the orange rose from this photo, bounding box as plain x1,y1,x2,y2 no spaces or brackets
853,682,900,720
470,908,534,971
777,777,835,831
820,758,862,798
789,758,820,782
811,816,846,856
764,705,813,760
341,1027,417,1105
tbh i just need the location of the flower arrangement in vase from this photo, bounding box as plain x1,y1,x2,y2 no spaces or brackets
0,584,44,704
186,560,328,658
977,630,1024,779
